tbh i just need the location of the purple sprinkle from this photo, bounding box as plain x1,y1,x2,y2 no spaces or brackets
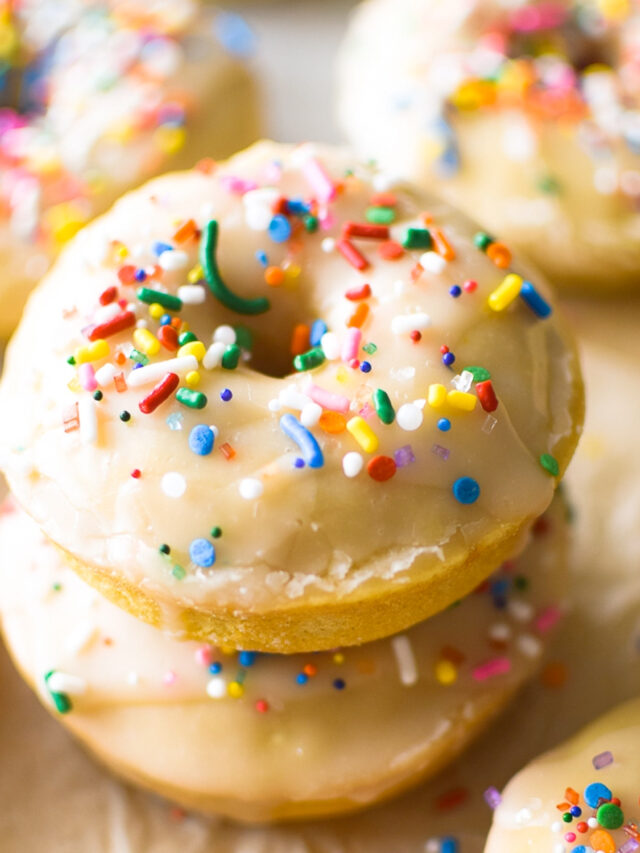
394,445,416,468
592,751,614,770
620,840,640,853
358,403,374,420
484,787,502,810
432,443,450,461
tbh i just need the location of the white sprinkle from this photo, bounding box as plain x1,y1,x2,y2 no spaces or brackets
213,325,236,345
47,672,87,696
508,600,534,623
158,249,188,271
451,370,474,392
396,403,423,431
320,331,340,360
279,385,308,411
300,402,322,428
419,251,447,274
414,398,426,410
94,363,117,388
425,841,440,853
321,237,335,253
127,355,198,387
239,478,263,500
268,399,282,413
517,634,543,658
488,623,511,642
342,451,363,478
550,821,563,834
64,621,98,656
390,365,416,381
78,397,98,444
482,414,498,434
391,312,431,335
178,284,206,305
391,635,418,686
94,302,123,324
206,677,226,699
161,472,186,498
587,817,598,828
552,844,565,853
515,808,533,825
203,342,226,370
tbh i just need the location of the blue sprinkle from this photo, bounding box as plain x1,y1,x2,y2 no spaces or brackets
570,806,582,817
134,268,147,282
441,838,459,853
572,848,587,853
286,198,311,216
220,388,233,402
209,662,222,675
189,424,214,456
159,314,172,326
189,538,216,568
280,413,324,468
520,281,552,318
449,285,461,298
296,673,308,685
294,457,305,468
238,651,257,667
214,12,256,58
152,241,173,257
437,417,451,432
452,476,480,505
333,678,346,690
584,782,612,809
268,214,292,243
442,351,455,367
310,319,328,347
360,361,372,373
255,250,268,268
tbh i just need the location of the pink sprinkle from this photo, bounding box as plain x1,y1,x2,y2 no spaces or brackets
163,671,177,686
472,657,511,682
194,646,214,667
78,363,98,392
432,443,450,461
219,176,258,195
564,833,576,843
358,402,374,420
303,157,337,203
535,605,562,635
341,327,362,362
593,750,614,770
306,383,350,413
319,210,337,230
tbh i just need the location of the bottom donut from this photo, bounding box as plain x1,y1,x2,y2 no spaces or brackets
0,497,567,823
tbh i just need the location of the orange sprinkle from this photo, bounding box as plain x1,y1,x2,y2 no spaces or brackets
541,661,568,688
589,830,616,853
195,158,216,174
172,219,198,244
290,324,310,356
410,264,423,282
170,316,182,329
347,302,370,328
220,442,236,460
302,664,317,677
264,266,285,287
114,372,127,393
565,788,580,806
370,192,397,207
556,802,571,812
378,240,404,260
319,411,347,434
431,227,456,261
487,241,512,268
367,454,397,482
115,351,127,366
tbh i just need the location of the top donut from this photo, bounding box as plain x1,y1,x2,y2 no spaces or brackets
0,141,583,652
338,0,640,294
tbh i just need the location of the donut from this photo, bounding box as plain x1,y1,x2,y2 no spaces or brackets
484,698,640,853
0,495,568,822
337,0,640,295
0,140,583,653
0,0,259,337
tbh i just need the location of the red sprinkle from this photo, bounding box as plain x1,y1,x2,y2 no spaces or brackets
345,283,371,301
131,469,141,479
463,279,478,293
99,286,118,306
342,222,390,240
139,373,179,414
158,324,179,351
255,699,269,713
88,310,135,341
410,330,422,343
440,345,450,354
114,372,127,393
367,455,397,482
337,238,368,271
370,192,397,207
377,240,404,261
476,380,498,412
117,265,137,285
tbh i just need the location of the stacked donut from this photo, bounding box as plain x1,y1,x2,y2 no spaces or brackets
0,0,259,337
0,140,583,821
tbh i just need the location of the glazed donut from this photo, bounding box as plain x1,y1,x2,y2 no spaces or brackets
338,0,640,294
0,140,583,653
0,0,259,337
485,698,640,853
0,495,568,822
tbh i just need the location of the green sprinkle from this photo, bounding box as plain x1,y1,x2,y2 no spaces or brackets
221,344,241,370
537,175,561,195
539,453,559,477
596,803,624,830
562,813,572,824
373,388,395,424
159,543,171,555
136,287,182,312
129,348,149,365
464,366,491,382
211,526,222,538
365,206,395,225
44,671,72,715
402,228,432,250
171,564,186,580
176,388,208,409
93,390,103,401
52,582,62,592
233,325,253,350
304,214,318,233
67,356,76,366
514,575,528,591
200,220,270,315
474,232,493,251
363,342,378,355
178,331,198,346
293,347,326,372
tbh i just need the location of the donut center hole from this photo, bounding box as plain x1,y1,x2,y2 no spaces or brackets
507,27,615,74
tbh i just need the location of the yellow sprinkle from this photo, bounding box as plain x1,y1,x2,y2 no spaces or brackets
178,341,206,361
283,261,302,286
333,653,345,665
447,390,477,412
187,265,204,284
185,371,201,387
45,202,87,245
74,340,109,364
346,416,379,454
597,0,630,19
335,367,349,384
133,328,160,356
114,245,129,261
180,321,191,333
67,377,81,394
227,681,244,699
488,274,523,312
154,125,187,155
434,659,458,686
427,383,447,408
148,303,164,320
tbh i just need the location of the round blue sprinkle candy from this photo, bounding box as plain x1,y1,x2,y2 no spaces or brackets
333,678,346,690
452,476,480,505
134,268,147,282
220,388,233,402
442,351,455,367
572,847,587,853
159,314,172,326
268,214,292,243
360,361,372,373
238,651,257,667
570,806,582,817
188,424,214,456
584,782,612,809
189,538,216,568
296,673,308,685
209,662,222,675
294,457,305,469
449,285,461,298
152,241,172,257
441,839,459,853
437,417,451,432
